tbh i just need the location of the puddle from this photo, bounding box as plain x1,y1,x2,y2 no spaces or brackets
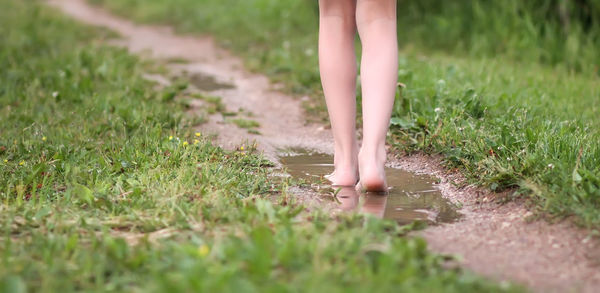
280,150,461,225
189,72,234,91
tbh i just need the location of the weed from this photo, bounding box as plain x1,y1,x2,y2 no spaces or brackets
230,118,260,129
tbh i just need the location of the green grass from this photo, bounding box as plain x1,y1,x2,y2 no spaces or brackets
0,0,520,292
231,118,260,129
89,0,600,228
194,93,226,114
394,0,600,74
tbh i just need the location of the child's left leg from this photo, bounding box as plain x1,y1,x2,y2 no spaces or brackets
356,0,398,192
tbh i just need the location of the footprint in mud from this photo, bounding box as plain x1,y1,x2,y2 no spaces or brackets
280,150,462,225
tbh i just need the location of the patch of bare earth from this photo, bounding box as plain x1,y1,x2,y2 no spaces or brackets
48,0,600,291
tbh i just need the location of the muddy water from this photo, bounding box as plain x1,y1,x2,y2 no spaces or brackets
280,151,461,224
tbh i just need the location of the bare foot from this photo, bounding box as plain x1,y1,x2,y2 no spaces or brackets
325,168,358,186
357,147,388,192
326,147,359,186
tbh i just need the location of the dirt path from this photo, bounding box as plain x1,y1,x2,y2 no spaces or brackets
48,0,600,291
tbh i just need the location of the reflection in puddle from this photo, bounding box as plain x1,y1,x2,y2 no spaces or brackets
189,72,234,91
280,151,461,224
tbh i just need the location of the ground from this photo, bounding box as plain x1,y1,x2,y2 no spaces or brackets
1,0,599,292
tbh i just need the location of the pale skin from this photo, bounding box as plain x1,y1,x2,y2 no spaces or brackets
319,0,398,192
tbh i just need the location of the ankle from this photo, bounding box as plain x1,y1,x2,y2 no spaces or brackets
334,161,358,178
358,144,386,165
334,145,358,169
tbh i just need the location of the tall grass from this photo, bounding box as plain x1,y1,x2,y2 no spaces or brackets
394,0,600,74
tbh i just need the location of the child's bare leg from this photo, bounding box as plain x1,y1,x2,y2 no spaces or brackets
356,0,398,192
318,0,359,186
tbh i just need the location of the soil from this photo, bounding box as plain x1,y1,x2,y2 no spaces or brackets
47,0,600,291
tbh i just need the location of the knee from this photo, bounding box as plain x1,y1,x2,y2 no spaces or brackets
319,0,356,29
356,0,396,26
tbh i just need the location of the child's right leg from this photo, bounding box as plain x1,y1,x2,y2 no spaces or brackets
356,0,398,192
318,0,359,186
